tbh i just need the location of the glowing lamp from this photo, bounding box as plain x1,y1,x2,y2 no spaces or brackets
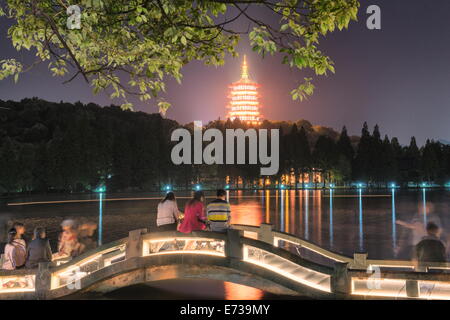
94,186,106,193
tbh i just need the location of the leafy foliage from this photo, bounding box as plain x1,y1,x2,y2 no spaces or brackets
0,0,359,109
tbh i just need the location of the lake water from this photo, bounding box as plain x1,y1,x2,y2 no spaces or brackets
1,189,449,299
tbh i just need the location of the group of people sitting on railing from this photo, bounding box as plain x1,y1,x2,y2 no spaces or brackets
156,189,232,234
1,219,98,271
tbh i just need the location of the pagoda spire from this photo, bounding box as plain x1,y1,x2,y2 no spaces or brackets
241,54,249,80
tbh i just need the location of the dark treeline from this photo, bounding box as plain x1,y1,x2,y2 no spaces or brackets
0,98,449,193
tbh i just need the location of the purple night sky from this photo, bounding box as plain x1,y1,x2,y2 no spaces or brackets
0,0,449,145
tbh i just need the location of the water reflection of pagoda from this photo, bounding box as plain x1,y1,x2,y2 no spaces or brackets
226,55,262,125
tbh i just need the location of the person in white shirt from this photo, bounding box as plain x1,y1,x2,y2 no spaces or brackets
156,192,181,231
2,228,27,270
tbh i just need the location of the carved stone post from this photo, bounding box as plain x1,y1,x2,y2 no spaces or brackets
406,279,420,298
36,262,52,300
126,228,147,259
225,229,243,260
331,262,351,296
258,223,274,245
351,252,368,270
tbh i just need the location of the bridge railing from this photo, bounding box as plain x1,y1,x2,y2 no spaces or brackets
49,238,128,291
140,229,335,295
2,224,450,299
231,223,450,271
232,223,450,299
349,269,450,299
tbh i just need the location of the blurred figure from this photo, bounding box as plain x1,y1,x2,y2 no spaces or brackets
206,189,231,233
2,228,27,270
0,214,12,253
156,192,181,232
178,191,206,233
414,222,446,271
25,227,52,269
56,219,83,258
396,213,442,259
78,221,98,253
12,222,28,244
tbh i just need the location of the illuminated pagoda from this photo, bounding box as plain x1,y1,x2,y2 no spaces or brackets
226,55,262,125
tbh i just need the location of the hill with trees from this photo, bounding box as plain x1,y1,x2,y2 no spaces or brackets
0,98,449,194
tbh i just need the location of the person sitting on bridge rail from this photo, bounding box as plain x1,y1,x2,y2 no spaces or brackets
178,191,207,233
12,222,28,245
2,228,27,270
25,227,52,269
78,221,98,253
156,192,182,232
206,189,231,233
414,222,446,271
55,219,84,258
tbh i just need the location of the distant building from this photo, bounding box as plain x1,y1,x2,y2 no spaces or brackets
226,55,262,125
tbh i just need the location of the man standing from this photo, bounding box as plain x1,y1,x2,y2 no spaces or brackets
206,189,231,233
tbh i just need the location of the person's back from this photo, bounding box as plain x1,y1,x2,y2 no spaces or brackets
26,238,52,269
57,221,83,257
2,243,16,270
415,222,446,268
157,200,179,226
2,229,26,270
416,236,446,263
78,222,98,253
206,190,231,233
178,191,206,233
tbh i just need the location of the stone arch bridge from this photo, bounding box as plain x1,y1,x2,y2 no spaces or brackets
1,224,450,300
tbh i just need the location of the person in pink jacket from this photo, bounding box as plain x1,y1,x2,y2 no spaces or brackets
178,191,207,233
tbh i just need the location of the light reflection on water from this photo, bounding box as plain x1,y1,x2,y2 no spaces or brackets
224,281,264,300
358,188,363,252
392,188,397,250
329,189,333,249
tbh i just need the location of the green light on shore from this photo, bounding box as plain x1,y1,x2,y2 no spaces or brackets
390,183,399,189
95,186,106,193
195,184,201,191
